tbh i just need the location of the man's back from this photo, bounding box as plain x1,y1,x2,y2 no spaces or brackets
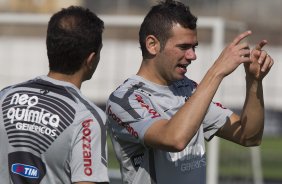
0,76,108,184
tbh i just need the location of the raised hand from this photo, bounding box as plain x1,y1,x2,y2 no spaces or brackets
245,40,274,80
213,30,253,78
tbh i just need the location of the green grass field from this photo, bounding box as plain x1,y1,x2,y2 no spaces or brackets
219,136,282,181
108,136,282,181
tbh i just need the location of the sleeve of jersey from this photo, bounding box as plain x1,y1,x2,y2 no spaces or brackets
203,101,233,141
106,91,164,146
70,118,109,183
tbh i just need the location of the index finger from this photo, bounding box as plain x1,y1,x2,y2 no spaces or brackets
231,30,252,46
255,40,268,50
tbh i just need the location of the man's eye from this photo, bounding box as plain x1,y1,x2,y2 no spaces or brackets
179,45,197,51
179,46,190,50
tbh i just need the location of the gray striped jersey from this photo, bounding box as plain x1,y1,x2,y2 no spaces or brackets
0,75,109,184
106,75,233,184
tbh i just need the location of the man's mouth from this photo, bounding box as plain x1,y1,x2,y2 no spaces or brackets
177,64,189,74
177,64,188,69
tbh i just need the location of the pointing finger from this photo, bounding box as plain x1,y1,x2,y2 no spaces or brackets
231,30,252,46
255,40,268,51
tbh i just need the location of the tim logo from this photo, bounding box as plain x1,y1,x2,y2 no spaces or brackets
11,163,39,179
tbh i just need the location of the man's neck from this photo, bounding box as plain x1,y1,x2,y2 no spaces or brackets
47,71,83,89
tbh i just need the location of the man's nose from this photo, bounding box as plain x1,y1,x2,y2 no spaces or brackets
185,48,197,60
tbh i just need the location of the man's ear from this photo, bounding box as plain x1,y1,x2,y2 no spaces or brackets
85,52,96,69
146,35,160,55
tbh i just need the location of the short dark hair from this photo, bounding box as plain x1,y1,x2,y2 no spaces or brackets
46,6,104,74
139,0,197,59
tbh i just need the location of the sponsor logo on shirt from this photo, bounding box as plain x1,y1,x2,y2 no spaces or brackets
107,105,139,138
166,143,206,172
134,94,161,119
6,93,60,137
11,163,39,179
82,119,93,176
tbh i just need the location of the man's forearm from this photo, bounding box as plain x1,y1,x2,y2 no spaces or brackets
240,77,264,145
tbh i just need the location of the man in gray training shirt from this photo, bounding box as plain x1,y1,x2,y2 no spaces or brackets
0,6,109,184
106,0,274,183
